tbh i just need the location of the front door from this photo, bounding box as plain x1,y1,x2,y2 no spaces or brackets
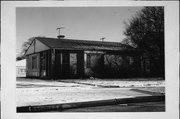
54,51,70,78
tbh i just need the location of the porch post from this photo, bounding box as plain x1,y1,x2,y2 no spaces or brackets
51,49,55,79
77,50,84,78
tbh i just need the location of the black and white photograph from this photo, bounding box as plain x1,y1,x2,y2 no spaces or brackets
15,6,166,112
1,1,179,119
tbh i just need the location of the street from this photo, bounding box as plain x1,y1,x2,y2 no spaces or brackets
61,101,165,112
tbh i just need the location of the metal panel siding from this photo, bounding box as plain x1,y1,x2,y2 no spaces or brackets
77,51,84,78
39,50,52,78
70,53,77,77
62,51,70,78
26,53,40,77
26,39,49,55
35,39,50,53
26,41,35,55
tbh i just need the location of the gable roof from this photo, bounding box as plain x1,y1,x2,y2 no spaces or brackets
35,37,134,51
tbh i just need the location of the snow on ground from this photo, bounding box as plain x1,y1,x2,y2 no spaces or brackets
16,78,165,107
60,78,165,88
16,87,151,107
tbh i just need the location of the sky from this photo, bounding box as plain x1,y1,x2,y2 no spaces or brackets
16,7,143,54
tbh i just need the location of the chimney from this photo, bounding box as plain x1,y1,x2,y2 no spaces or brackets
57,35,65,39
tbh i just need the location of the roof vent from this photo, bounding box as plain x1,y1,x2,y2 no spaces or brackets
57,35,65,39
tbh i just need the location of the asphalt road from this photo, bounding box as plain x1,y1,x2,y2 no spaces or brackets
61,101,165,112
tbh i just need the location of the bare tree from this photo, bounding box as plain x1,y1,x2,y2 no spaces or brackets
123,7,164,77
17,36,46,60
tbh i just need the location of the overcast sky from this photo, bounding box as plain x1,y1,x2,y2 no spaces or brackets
16,7,143,54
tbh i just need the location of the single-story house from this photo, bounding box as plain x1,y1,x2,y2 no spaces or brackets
25,36,150,79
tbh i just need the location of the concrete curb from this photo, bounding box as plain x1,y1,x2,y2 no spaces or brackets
17,95,165,112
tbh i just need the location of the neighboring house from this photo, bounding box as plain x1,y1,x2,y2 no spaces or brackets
24,36,150,79
16,59,26,77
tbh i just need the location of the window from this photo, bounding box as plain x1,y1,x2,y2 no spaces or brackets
27,57,31,70
129,57,134,65
40,52,46,70
32,56,37,69
145,59,150,73
70,53,77,76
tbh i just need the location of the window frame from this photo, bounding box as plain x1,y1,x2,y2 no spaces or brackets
32,55,37,69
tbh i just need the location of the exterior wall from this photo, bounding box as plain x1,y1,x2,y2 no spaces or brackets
25,38,51,78
77,51,84,78
35,39,50,53
39,50,52,78
53,50,70,78
70,53,77,77
104,54,142,78
25,49,148,79
26,41,35,55
26,39,49,55
26,53,40,77
24,38,160,78
84,51,142,78
84,51,104,78
53,50,84,79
